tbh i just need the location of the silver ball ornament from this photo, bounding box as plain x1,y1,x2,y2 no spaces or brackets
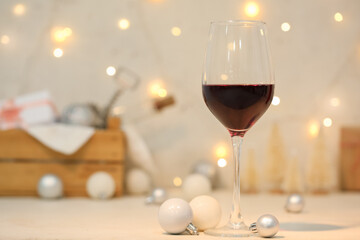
192,161,216,183
285,193,305,213
62,104,101,127
145,188,167,204
250,214,279,238
37,174,63,199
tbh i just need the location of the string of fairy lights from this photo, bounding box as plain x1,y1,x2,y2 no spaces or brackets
0,1,351,187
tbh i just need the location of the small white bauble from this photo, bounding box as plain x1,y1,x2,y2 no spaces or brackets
158,198,198,235
182,173,211,200
189,195,221,231
37,174,63,199
285,194,305,213
145,188,167,204
126,168,151,195
86,171,116,199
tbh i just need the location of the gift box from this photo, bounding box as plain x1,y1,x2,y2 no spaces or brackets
340,127,360,191
0,91,57,130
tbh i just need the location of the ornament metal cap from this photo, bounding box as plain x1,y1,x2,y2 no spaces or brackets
186,223,199,235
249,222,257,233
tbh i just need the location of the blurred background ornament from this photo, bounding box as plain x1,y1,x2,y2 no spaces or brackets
37,174,63,199
249,214,279,238
86,171,116,200
62,103,102,127
189,195,221,231
101,66,140,127
285,193,305,213
182,173,211,200
123,125,157,175
126,168,152,195
306,129,332,194
145,187,167,204
241,149,258,193
282,150,305,193
264,123,287,193
192,161,216,185
158,198,198,235
153,95,176,111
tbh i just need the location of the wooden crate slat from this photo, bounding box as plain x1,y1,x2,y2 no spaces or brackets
0,161,124,197
0,129,125,162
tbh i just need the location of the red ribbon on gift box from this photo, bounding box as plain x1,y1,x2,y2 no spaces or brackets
0,98,58,130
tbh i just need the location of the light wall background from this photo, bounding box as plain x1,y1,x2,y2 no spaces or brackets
0,0,359,188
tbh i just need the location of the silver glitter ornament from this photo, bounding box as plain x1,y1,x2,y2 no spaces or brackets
285,193,305,213
192,161,216,183
62,103,102,127
145,188,167,204
37,174,63,199
250,214,279,238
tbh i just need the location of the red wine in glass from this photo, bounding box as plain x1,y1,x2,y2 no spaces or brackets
203,84,274,136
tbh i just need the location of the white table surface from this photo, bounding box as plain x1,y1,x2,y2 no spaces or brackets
0,191,359,240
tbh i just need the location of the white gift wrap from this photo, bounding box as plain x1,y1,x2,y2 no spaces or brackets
0,91,57,130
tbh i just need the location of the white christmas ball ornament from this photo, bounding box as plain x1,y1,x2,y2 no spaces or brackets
189,195,221,231
158,198,198,235
37,174,63,199
182,173,211,200
86,171,116,199
126,168,151,195
285,193,305,213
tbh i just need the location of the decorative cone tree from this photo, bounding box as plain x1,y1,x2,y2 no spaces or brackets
282,153,305,193
306,129,331,194
241,148,258,193
264,123,287,193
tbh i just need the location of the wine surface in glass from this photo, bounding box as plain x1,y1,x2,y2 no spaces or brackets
202,84,274,133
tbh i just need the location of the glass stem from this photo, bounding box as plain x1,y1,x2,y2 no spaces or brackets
230,135,244,226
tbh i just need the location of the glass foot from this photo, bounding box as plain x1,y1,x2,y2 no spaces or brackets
205,222,254,237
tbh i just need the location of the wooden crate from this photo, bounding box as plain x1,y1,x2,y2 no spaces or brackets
0,117,125,197
340,127,360,191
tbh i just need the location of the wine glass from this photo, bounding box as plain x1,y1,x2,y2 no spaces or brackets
202,20,274,237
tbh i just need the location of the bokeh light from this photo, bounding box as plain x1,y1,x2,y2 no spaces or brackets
272,96,280,106
215,146,227,158
1,35,10,45
281,22,291,32
118,18,130,30
334,12,343,22
323,117,333,127
217,158,227,168
13,4,26,16
244,2,259,17
173,177,182,187
53,48,63,58
106,66,117,76
171,27,182,36
150,82,168,98
220,74,228,81
308,121,320,138
52,27,72,43
330,97,340,107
